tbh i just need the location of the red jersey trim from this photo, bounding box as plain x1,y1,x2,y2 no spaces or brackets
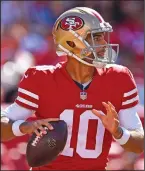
18,88,39,100
15,97,38,110
122,95,139,106
123,92,138,101
121,100,139,110
123,88,138,97
18,92,39,105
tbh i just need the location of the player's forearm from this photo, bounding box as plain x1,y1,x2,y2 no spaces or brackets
1,116,16,142
113,127,144,153
121,130,144,153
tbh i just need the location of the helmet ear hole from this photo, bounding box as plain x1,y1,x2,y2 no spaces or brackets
66,41,76,48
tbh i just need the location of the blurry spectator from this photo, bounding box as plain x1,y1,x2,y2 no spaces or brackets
28,1,56,27
1,1,22,26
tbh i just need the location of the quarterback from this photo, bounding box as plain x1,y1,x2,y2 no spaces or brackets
1,7,144,170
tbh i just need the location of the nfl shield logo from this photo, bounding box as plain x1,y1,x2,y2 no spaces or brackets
80,92,87,100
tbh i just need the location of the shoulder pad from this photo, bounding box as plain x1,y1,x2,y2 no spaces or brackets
29,63,62,75
105,64,127,74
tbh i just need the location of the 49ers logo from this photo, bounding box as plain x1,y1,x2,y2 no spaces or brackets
60,16,84,31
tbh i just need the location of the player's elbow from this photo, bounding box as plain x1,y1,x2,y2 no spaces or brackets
137,148,144,154
1,130,13,142
135,146,144,154
1,136,12,142
1,122,15,142
137,140,144,154
1,132,15,142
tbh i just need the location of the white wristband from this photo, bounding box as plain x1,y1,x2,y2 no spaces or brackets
12,120,26,136
113,127,131,145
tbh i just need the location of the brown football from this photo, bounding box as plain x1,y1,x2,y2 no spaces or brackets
26,120,68,167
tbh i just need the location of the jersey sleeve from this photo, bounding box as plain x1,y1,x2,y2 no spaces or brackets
15,67,40,111
119,106,143,131
120,67,139,109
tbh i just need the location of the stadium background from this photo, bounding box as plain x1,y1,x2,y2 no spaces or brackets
1,1,144,170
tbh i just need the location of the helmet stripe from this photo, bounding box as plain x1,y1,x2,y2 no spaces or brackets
91,11,103,23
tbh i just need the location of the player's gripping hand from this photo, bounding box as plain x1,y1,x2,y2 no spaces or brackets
92,102,122,138
19,118,59,136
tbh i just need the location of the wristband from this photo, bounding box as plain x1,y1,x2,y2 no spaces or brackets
12,120,26,136
113,127,131,145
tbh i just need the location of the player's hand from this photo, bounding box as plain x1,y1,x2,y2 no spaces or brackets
92,101,122,138
19,118,59,136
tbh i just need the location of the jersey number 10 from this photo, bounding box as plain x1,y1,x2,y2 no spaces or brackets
60,109,105,158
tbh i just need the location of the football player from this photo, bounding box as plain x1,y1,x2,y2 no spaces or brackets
1,7,144,170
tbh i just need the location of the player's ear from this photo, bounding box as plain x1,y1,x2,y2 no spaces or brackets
66,41,76,48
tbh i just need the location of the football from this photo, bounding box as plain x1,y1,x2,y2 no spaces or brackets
26,120,68,167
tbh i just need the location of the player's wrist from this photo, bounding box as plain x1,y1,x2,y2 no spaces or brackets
12,120,26,136
113,127,131,145
19,121,31,134
112,126,123,139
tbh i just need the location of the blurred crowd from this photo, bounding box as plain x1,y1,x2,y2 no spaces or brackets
1,1,144,170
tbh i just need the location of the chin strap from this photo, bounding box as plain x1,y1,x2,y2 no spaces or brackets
58,44,106,68
58,44,94,67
